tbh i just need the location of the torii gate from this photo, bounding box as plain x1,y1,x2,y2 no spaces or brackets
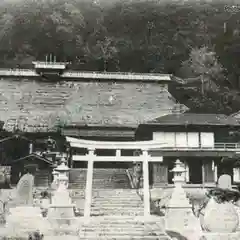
66,136,166,219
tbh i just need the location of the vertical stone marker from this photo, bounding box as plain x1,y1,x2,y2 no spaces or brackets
218,174,232,189
165,159,202,240
15,172,34,205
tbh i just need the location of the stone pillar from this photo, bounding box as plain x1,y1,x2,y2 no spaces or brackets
142,150,150,219
84,149,95,218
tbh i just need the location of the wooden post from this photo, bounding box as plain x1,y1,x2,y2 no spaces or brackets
142,150,150,219
184,160,189,183
84,149,95,218
202,160,205,187
214,160,218,184
116,149,121,158
29,143,33,154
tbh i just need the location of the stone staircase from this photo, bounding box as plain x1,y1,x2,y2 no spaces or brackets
69,168,130,189
91,189,144,216
34,170,50,188
69,169,87,189
78,217,171,240
92,168,130,189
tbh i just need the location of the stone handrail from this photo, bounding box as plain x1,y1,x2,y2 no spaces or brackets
125,169,135,189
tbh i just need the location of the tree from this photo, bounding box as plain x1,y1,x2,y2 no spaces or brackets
181,46,226,93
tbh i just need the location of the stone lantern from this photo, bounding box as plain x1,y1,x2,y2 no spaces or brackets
51,169,59,190
165,160,202,239
171,159,186,188
55,156,70,190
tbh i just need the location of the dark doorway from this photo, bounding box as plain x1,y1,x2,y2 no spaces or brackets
188,158,203,184
218,160,234,181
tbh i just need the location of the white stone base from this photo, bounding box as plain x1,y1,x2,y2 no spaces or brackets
4,206,51,236
200,232,240,240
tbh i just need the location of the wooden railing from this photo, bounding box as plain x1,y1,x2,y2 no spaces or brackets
161,142,240,151
214,142,240,149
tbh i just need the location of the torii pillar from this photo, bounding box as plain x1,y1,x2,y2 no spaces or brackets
84,148,95,218
142,150,150,219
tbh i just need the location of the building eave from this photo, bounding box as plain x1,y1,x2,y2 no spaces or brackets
12,153,53,165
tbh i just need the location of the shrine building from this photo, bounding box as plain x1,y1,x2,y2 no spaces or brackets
0,64,240,217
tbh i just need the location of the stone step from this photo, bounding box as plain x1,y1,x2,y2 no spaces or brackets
80,232,167,237
93,192,139,195
79,233,170,239
90,208,144,212
92,197,141,200
90,213,144,217
91,206,143,209
92,199,142,203
81,225,162,229
91,205,143,208
90,213,144,216
90,210,144,214
77,237,169,240
82,228,149,232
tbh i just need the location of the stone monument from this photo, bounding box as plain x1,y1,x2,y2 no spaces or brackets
165,159,202,240
15,172,34,205
3,173,51,237
218,174,232,190
200,174,240,240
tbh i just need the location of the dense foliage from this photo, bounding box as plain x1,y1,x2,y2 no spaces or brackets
206,187,240,203
0,0,240,113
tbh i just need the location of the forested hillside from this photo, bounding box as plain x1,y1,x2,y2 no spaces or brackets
0,0,240,114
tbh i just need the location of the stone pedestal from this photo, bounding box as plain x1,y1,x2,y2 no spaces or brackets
4,206,51,237
200,198,239,233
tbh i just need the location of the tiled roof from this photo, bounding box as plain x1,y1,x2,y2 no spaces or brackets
146,113,240,126
0,77,178,132
12,153,53,165
231,110,240,119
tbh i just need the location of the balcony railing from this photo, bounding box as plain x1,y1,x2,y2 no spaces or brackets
161,142,240,151
214,143,240,149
